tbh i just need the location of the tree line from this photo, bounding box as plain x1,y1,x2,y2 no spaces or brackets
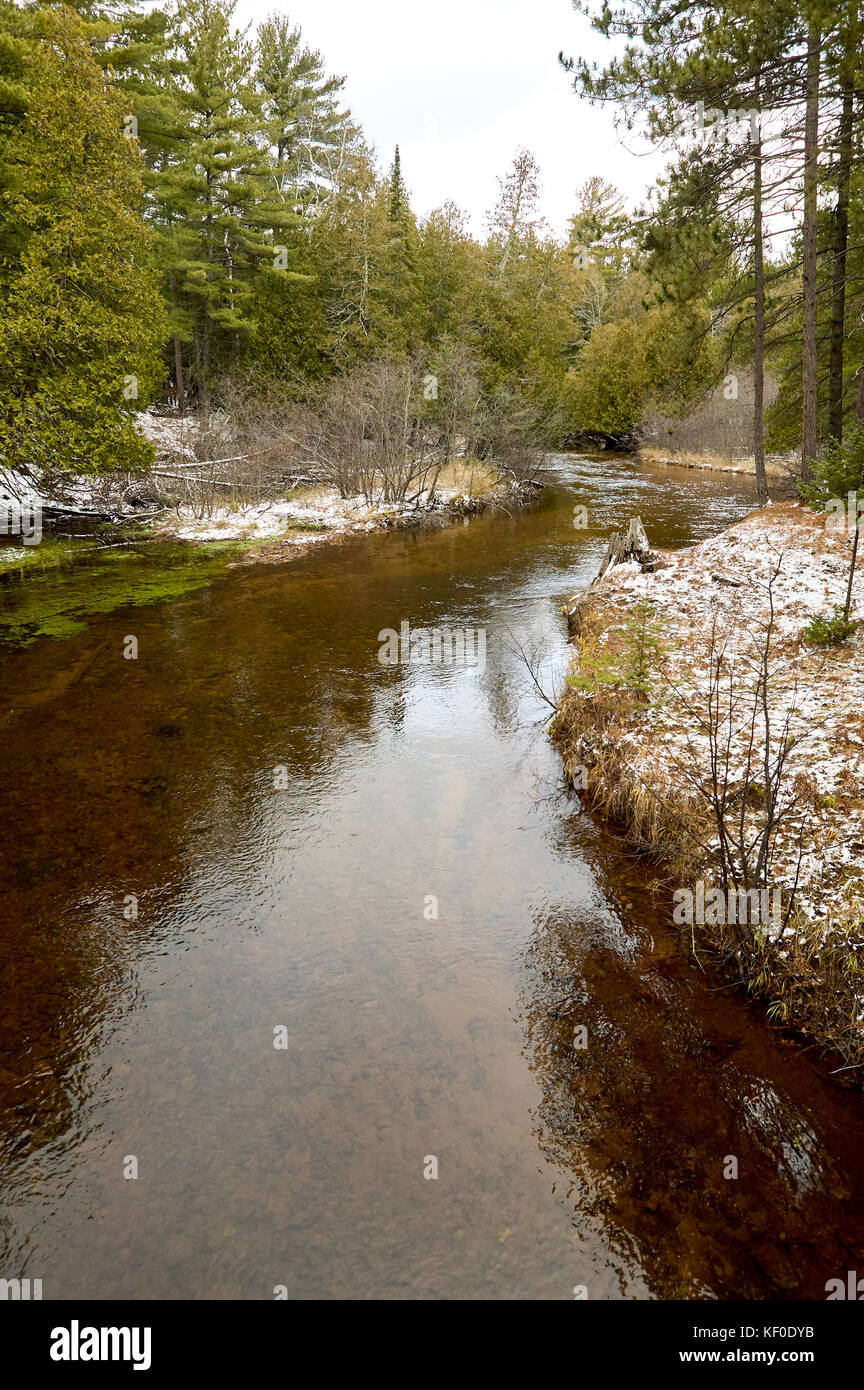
0,0,726,486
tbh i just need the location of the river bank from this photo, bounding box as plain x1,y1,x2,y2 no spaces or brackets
0,466,539,645
149,468,541,565
638,446,795,480
551,501,864,1074
1,427,540,578
1,415,542,646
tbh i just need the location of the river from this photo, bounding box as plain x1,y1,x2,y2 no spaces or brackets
2,453,864,1300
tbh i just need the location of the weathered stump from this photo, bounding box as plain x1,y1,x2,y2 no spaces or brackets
594,516,655,584
563,516,663,636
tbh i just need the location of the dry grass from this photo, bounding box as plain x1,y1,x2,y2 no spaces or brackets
287,460,499,506
433,458,500,497
550,599,712,886
640,446,734,469
638,446,792,479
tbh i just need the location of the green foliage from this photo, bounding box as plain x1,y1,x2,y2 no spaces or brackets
563,319,647,437
567,600,666,699
0,2,702,473
624,600,667,696
0,5,165,476
415,201,484,346
388,144,406,222
802,609,860,646
151,0,300,403
249,260,332,381
568,175,634,281
257,13,358,206
799,424,864,511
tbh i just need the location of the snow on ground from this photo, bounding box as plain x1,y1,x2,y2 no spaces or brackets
2,411,489,543
153,485,473,544
1,467,49,510
565,502,864,941
135,410,204,461
140,411,485,542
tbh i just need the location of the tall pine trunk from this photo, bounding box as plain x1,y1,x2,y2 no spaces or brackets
801,21,821,481
828,5,856,442
753,68,768,505
169,271,185,415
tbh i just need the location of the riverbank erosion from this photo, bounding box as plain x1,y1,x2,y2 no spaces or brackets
550,502,864,1072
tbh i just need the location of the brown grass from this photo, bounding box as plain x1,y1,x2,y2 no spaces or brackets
433,459,500,497
639,447,791,479
550,600,711,885
551,590,864,1077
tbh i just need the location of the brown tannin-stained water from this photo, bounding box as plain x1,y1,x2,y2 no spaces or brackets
2,454,864,1301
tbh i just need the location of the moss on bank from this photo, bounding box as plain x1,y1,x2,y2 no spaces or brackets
0,476,540,648
0,536,250,646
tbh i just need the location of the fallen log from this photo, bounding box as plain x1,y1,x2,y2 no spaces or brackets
40,503,120,524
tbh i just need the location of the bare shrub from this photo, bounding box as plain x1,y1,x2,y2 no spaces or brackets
296,375,370,498
642,368,779,457
144,348,551,518
298,352,491,506
358,358,439,505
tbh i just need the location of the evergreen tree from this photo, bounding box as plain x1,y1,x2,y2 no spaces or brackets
257,13,360,207
415,201,484,346
378,146,419,353
0,5,166,477
388,144,406,221
152,0,298,416
0,0,29,273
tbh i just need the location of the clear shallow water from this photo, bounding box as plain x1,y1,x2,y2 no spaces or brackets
2,454,864,1300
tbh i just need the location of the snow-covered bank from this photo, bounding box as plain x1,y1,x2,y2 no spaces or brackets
1,408,538,565
149,480,505,552
552,502,864,1071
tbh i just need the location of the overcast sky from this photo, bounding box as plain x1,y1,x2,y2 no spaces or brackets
236,0,667,238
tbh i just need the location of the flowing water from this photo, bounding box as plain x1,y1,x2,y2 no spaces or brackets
2,454,864,1301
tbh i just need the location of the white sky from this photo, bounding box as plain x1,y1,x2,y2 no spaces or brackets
236,0,667,238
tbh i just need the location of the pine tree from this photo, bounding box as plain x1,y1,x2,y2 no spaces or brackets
152,0,298,418
56,0,177,163
378,146,418,353
257,14,360,207
0,5,166,477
